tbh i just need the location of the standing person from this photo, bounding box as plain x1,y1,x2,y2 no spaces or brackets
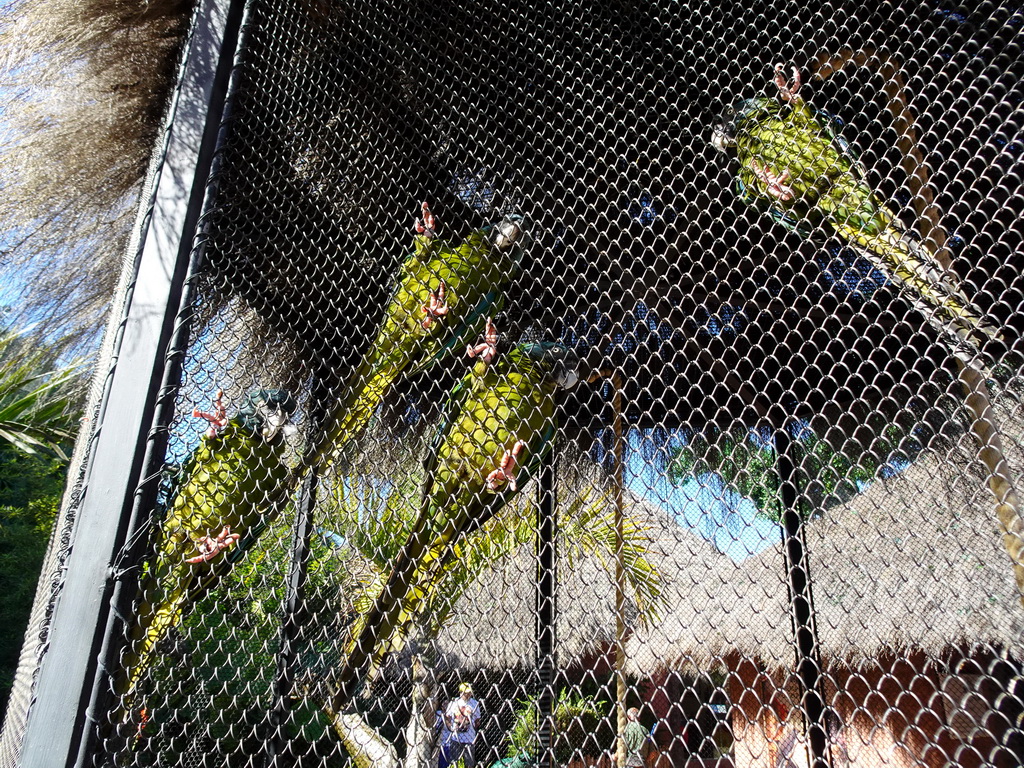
445,682,482,767
622,707,648,767
436,708,453,768
767,702,798,768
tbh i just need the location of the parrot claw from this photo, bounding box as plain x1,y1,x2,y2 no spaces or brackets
193,389,228,439
414,201,437,239
466,317,499,364
421,281,449,328
750,158,795,202
773,64,801,103
486,440,526,492
186,526,241,563
134,707,149,745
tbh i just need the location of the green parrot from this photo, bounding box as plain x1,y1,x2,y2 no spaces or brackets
119,388,296,702
318,202,526,465
329,331,582,708
711,64,1001,358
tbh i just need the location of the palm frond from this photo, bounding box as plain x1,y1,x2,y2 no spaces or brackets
556,489,667,626
416,509,536,636
326,471,422,570
321,451,665,658
0,329,86,458
417,488,666,637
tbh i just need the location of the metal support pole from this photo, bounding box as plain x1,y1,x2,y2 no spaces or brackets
776,422,832,768
586,368,628,765
536,456,556,768
15,0,249,765
268,468,319,766
610,377,627,768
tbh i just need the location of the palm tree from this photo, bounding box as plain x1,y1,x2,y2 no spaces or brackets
314,465,666,768
0,329,85,459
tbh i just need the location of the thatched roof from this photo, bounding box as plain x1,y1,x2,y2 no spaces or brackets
432,540,619,671
430,488,731,671
0,0,195,350
626,399,1024,675
430,396,1024,675
327,389,1024,683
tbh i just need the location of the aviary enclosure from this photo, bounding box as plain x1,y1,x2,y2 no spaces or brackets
8,0,1024,766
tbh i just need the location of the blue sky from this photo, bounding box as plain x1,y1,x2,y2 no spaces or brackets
619,428,781,562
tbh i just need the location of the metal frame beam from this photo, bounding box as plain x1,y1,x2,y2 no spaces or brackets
16,0,248,764
775,421,832,768
536,457,556,768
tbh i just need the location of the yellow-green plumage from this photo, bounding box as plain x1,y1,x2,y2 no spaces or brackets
120,391,294,702
323,221,524,462
330,343,578,707
725,94,997,348
415,346,557,550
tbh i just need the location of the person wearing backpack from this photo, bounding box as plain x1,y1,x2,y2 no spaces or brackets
445,682,482,767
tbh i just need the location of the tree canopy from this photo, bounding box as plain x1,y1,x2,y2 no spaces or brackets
667,415,941,522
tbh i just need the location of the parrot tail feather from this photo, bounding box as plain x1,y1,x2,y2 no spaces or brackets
325,363,402,464
838,225,1005,350
333,507,443,710
115,579,193,730
125,599,188,695
900,286,1001,376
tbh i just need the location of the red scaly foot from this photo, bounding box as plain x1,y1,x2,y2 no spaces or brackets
466,317,499,364
421,281,449,329
773,64,801,103
750,158,795,202
193,389,228,439
486,440,526,492
186,526,241,564
414,201,437,239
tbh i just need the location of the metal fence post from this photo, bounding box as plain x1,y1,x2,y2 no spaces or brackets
776,421,832,768
536,455,556,768
268,468,319,766
14,0,249,764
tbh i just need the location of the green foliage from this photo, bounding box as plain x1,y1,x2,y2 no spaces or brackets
0,329,86,459
550,490,666,627
504,690,608,763
668,426,786,520
316,466,665,766
414,488,666,639
134,507,351,765
667,417,929,522
0,327,81,718
328,471,424,572
0,444,66,714
0,440,70,510
324,470,665,648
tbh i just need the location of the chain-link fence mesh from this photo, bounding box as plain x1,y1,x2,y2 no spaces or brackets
91,0,1024,765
